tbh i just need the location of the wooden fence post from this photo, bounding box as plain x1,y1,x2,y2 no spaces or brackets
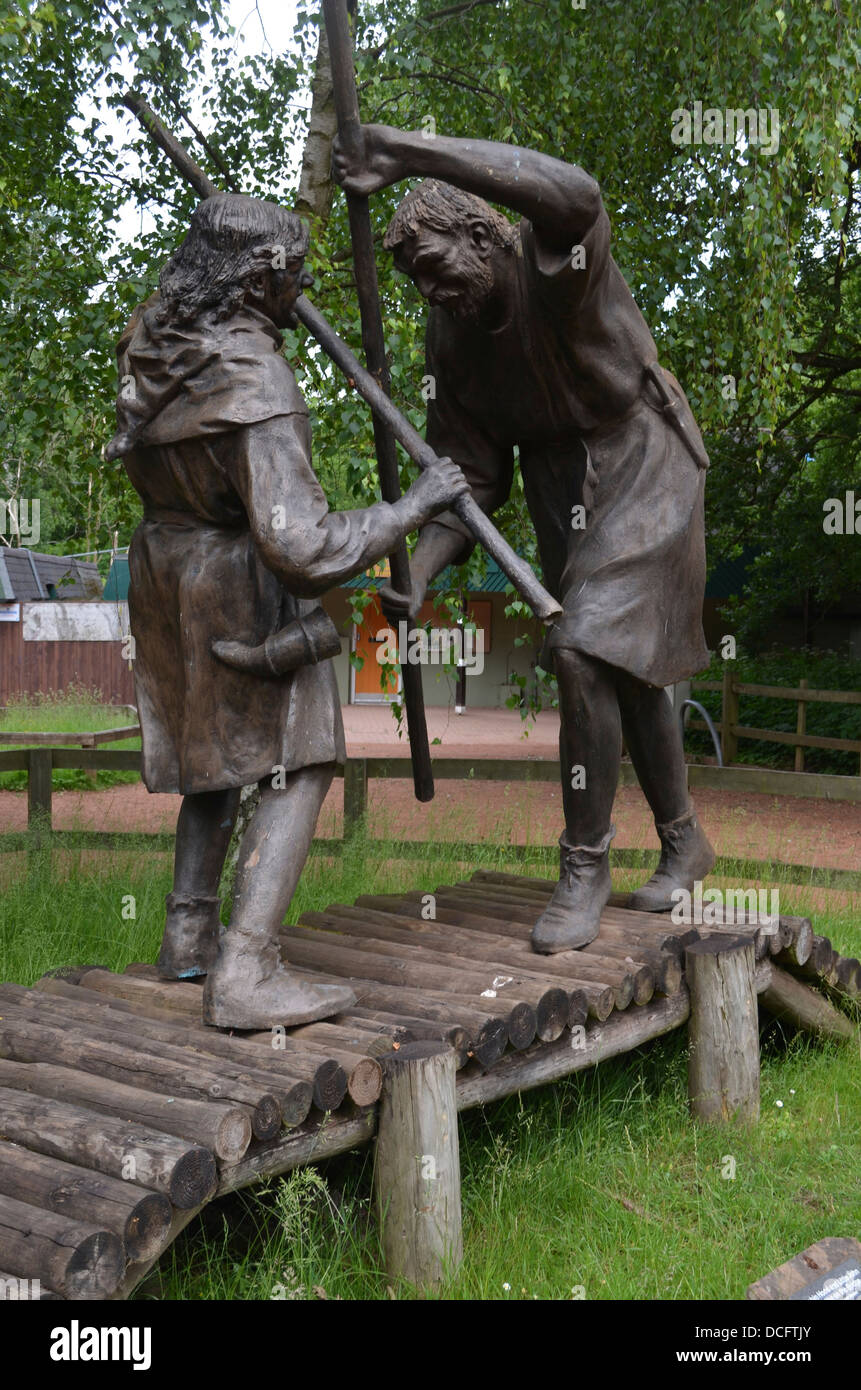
27,748,53,832
343,758,368,839
375,1041,462,1291
686,936,759,1124
721,663,739,765
795,678,807,773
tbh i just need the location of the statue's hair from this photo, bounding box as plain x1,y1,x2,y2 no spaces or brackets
383,180,518,255
157,193,309,325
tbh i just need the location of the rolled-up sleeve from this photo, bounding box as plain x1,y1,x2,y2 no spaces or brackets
227,413,407,596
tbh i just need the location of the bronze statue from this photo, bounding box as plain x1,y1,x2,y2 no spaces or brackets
106,192,468,1027
333,126,716,952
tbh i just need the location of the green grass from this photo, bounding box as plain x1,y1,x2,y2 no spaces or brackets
0,686,140,791
0,828,858,1302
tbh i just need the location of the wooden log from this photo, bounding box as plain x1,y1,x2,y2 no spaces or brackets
470,868,695,924
454,880,788,963
335,898,663,991
284,1020,399,1057
285,921,599,1029
445,883,776,955
301,908,644,1010
388,890,693,955
278,926,578,1035
396,899,689,987
32,975,326,1119
64,968,389,1105
766,919,793,956
760,965,857,1042
300,969,530,1055
0,1056,251,1165
685,936,759,1124
375,1042,462,1290
116,962,476,1064
0,1005,281,1142
259,1043,382,1107
456,992,691,1109
331,1014,413,1044
0,1087,216,1208
0,1193,124,1300
795,934,836,978
836,956,861,998
346,1007,470,1068
775,917,813,968
0,1139,172,1263
75,968,205,1015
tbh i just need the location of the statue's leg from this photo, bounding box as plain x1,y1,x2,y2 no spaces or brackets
202,762,356,1028
531,648,619,953
158,787,240,979
616,673,715,911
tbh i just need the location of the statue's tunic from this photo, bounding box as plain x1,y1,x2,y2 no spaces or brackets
110,299,406,795
425,199,710,687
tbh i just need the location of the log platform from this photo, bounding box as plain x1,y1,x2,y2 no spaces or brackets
0,870,857,1298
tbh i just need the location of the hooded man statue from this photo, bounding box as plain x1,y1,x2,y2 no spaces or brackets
107,193,467,1028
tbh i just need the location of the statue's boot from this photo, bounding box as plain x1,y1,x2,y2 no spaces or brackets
202,931,356,1029
157,892,221,979
627,806,715,912
531,826,615,954
212,608,341,678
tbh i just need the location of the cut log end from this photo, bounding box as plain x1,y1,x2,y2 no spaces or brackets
503,1001,537,1050
311,1060,348,1112
65,1229,126,1301
279,1080,313,1129
536,987,570,1041
169,1146,217,1210
122,1191,174,1263
250,1095,282,1142
470,1018,507,1068
216,1110,253,1163
345,1058,382,1107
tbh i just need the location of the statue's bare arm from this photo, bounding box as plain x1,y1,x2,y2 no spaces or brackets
333,124,601,251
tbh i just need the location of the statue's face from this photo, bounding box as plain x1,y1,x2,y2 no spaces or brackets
395,227,494,324
248,257,312,328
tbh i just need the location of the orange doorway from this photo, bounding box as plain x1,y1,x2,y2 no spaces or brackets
351,594,402,703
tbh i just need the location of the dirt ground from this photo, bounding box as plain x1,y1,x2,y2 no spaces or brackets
1,766,858,875
1,705,858,869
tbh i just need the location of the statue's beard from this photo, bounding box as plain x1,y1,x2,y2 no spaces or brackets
441,255,495,325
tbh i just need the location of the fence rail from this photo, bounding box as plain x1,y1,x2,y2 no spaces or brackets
690,671,861,774
1,743,859,846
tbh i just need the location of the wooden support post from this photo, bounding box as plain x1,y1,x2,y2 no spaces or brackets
375,1041,462,1291
686,936,759,1124
721,664,738,765
343,757,368,838
794,678,807,773
27,747,53,831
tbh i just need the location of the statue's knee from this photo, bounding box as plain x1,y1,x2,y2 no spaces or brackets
554,647,598,689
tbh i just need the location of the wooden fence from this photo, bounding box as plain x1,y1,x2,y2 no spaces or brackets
0,622,136,708
690,670,861,776
2,742,859,852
